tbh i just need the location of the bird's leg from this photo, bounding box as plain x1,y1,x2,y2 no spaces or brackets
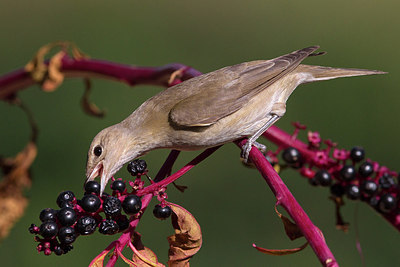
241,102,286,163
241,114,280,162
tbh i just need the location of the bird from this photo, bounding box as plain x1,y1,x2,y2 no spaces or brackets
85,46,385,195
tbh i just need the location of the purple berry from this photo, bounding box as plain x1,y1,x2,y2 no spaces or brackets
76,216,97,235
111,180,126,193
340,165,356,181
122,195,142,215
58,226,76,244
99,219,119,235
153,204,172,220
57,207,76,226
85,181,100,195
80,194,101,213
103,196,122,216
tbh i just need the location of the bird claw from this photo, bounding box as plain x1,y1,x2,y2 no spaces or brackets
241,141,267,163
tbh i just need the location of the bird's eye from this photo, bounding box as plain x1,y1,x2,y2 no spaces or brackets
93,146,102,157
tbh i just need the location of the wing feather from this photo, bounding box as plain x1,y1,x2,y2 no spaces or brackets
169,46,320,127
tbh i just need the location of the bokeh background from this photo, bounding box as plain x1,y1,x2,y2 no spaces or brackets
1,1,399,266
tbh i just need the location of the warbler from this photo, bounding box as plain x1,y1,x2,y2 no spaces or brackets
85,46,384,195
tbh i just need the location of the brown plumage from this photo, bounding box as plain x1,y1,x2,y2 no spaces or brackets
85,46,385,194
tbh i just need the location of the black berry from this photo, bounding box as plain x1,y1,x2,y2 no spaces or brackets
122,195,142,215
345,184,360,200
314,170,332,186
58,227,76,244
153,204,172,220
358,162,374,178
103,196,122,216
39,221,58,238
54,246,64,256
369,196,380,208
378,194,397,213
61,244,73,254
379,174,396,189
85,181,100,195
58,201,75,209
127,159,147,176
57,207,77,226
360,180,378,197
340,165,356,181
80,194,101,213
76,216,97,235
116,215,129,232
330,183,345,197
39,208,58,222
350,146,365,162
111,180,126,193
282,147,301,165
99,219,119,235
56,191,75,208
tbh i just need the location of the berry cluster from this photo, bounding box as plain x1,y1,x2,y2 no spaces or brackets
29,159,172,256
270,128,400,215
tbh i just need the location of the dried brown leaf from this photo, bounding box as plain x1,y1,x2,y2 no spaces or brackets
0,141,37,240
329,196,349,232
130,232,165,267
24,41,89,92
80,78,105,118
253,242,308,256
41,51,65,92
167,203,202,267
275,205,304,240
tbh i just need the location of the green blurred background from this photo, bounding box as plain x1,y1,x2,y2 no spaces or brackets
1,0,399,266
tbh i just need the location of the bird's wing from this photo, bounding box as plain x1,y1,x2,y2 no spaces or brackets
169,46,320,127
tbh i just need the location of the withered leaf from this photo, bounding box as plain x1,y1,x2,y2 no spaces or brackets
41,51,65,92
25,41,89,92
80,78,105,118
253,242,308,256
275,205,303,240
167,202,202,267
130,231,165,267
0,141,37,240
329,196,349,232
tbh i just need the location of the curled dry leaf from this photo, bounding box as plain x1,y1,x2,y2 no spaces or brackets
80,79,106,118
24,41,89,92
0,141,37,240
41,51,65,92
130,231,165,267
329,196,349,232
253,242,308,256
274,205,304,241
167,202,202,267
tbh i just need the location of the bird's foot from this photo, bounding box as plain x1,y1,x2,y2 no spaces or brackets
241,141,267,163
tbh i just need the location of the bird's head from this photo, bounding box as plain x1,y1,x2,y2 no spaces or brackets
85,125,135,195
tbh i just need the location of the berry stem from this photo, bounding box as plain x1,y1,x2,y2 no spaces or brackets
136,146,221,196
235,138,338,267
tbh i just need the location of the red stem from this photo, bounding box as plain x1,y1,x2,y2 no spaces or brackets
137,146,221,196
235,139,338,267
0,55,202,100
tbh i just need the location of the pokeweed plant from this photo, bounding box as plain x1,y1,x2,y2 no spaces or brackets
0,42,399,267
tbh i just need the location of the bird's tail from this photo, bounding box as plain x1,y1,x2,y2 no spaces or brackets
298,64,386,83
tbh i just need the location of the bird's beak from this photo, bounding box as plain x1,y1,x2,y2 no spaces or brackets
86,161,108,196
